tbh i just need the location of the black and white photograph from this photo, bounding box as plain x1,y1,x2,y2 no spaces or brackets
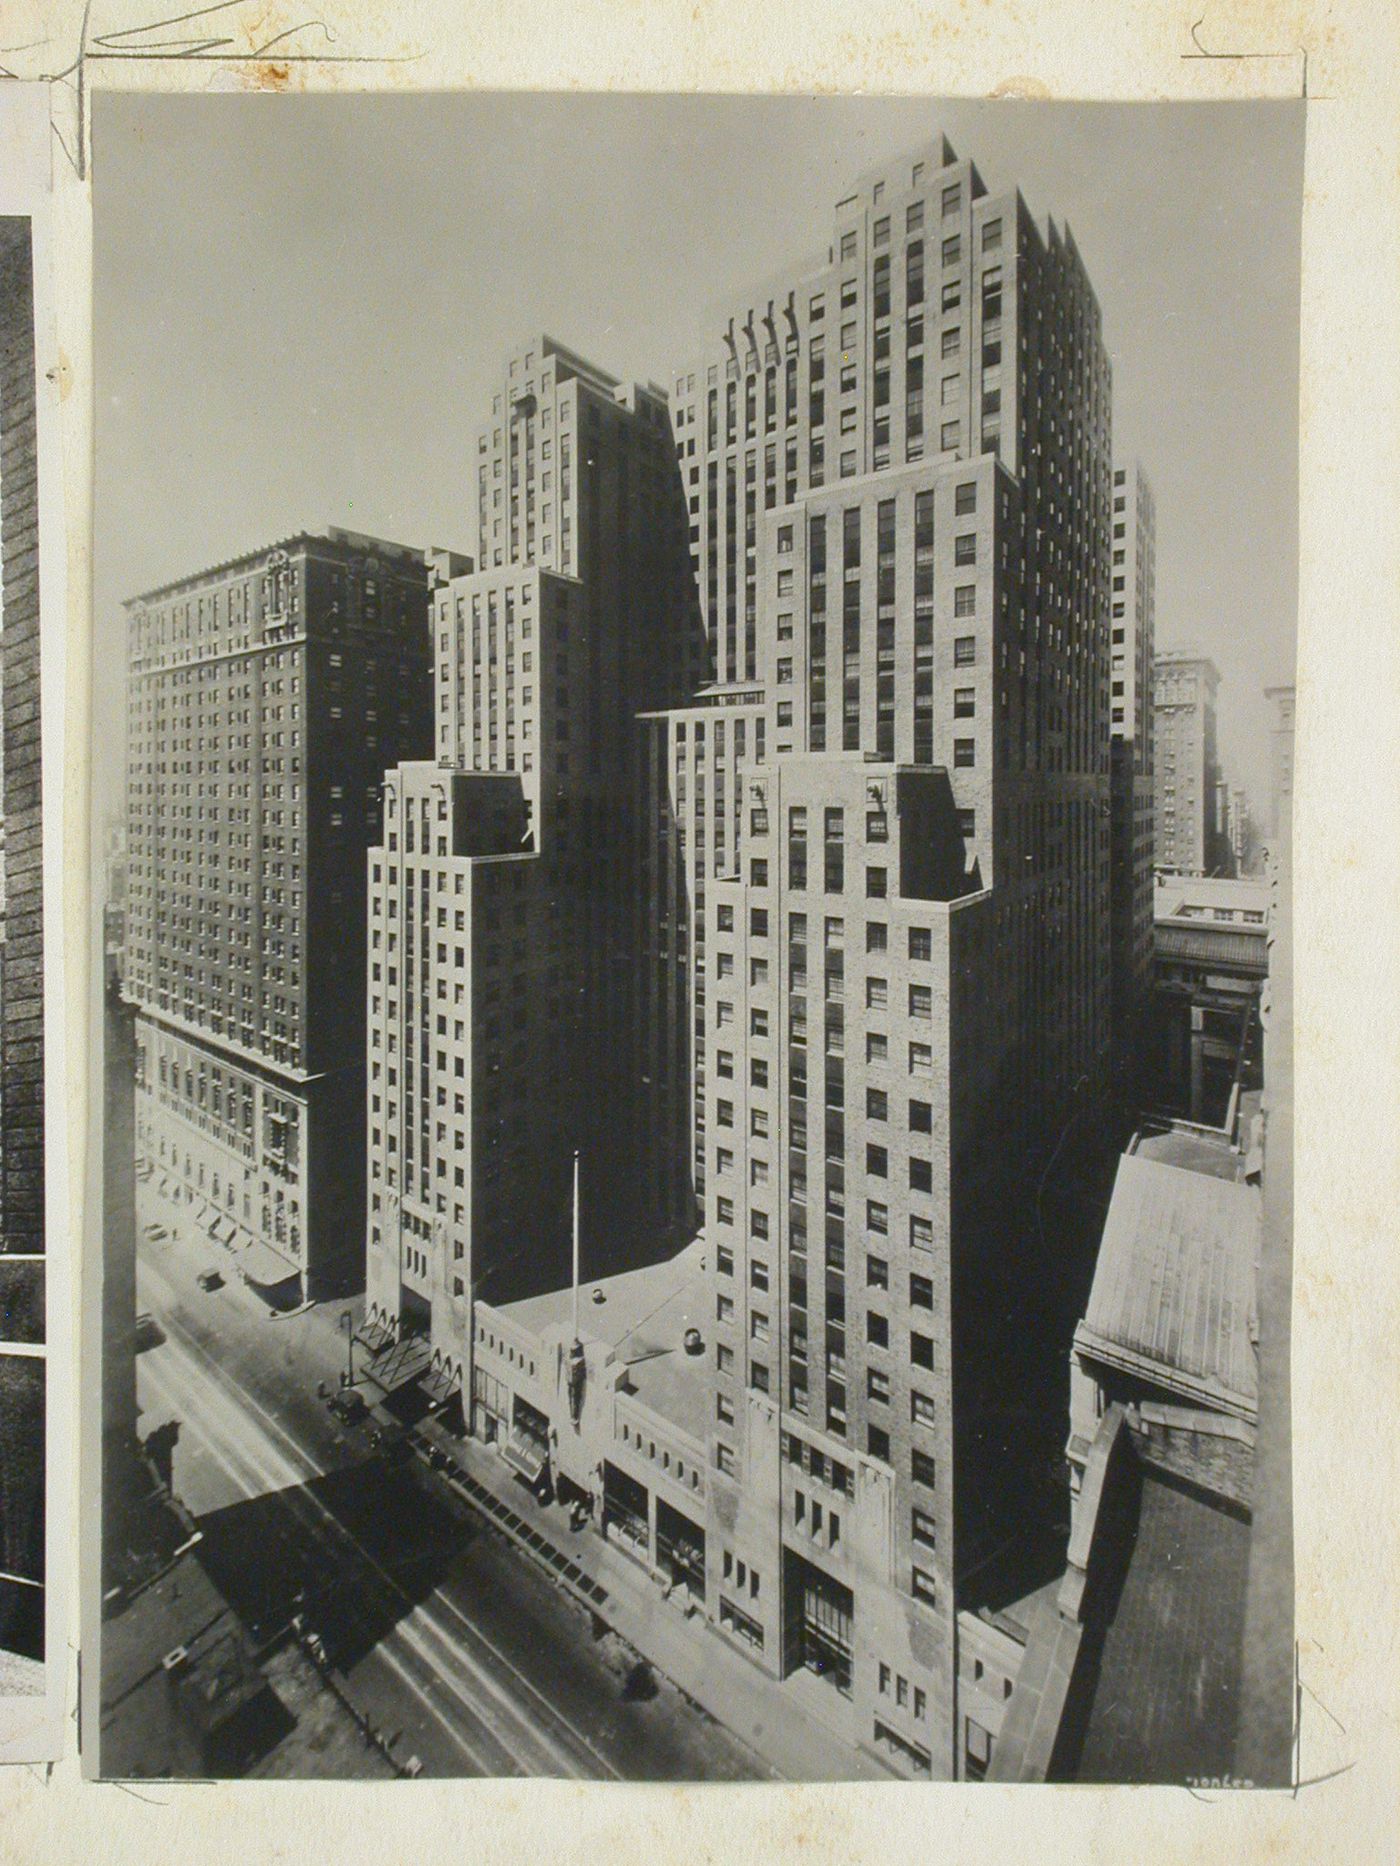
0,166,54,1757
90,92,1301,1786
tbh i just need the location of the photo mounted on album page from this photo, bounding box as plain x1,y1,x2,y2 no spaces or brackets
83,90,1300,1789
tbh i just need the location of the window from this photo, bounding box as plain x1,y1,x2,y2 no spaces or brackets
867,1144,888,1178
868,1424,891,1462
953,635,976,667
911,1214,933,1250
954,584,976,617
716,1393,735,1426
942,183,960,216
867,1088,888,1120
866,1032,889,1064
910,1157,933,1193
867,1368,891,1404
908,927,931,961
867,1311,889,1348
982,218,1002,251
954,687,975,718
840,231,857,260
953,738,976,768
866,922,888,954
940,419,960,449
909,1043,933,1078
912,1507,937,1550
910,1272,934,1309
911,1566,938,1607
908,984,932,1020
941,326,960,359
866,868,887,900
912,1449,937,1489
911,1390,937,1428
911,1332,935,1371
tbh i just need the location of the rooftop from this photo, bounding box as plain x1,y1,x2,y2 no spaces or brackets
1078,1153,1260,1415
1155,874,1271,921
126,527,429,608
1073,1469,1250,1784
500,1238,711,1444
1134,1123,1247,1182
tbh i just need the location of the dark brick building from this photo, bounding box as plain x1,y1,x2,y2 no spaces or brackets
1,216,45,1663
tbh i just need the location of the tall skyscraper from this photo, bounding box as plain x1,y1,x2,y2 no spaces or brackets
363,339,692,1375
1108,459,1156,1095
639,135,1115,1777
1153,647,1222,876
124,529,442,1301
644,134,1114,1231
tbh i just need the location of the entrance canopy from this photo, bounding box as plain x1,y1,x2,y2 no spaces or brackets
502,1430,548,1485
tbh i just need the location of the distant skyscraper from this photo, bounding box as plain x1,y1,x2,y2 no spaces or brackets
1109,460,1156,1094
124,529,441,1300
1264,683,1295,841
1153,648,1222,875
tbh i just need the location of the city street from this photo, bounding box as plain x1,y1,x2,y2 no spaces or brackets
130,1198,767,1781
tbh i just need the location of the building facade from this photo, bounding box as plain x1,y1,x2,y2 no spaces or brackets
629,136,1115,1780
125,529,442,1300
1153,648,1223,876
1108,460,1156,1098
642,134,1114,1244
364,339,693,1381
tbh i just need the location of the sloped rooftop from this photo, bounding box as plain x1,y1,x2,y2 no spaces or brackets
1078,1154,1260,1416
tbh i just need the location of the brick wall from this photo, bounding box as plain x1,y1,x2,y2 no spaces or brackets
0,219,44,1256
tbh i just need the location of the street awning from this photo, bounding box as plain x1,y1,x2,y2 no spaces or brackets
237,1236,301,1291
208,1214,233,1244
421,1360,460,1401
502,1432,548,1484
356,1316,396,1355
360,1331,431,1396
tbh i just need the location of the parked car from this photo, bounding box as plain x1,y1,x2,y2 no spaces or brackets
133,1313,165,1354
196,1269,224,1292
683,1326,704,1356
326,1389,369,1427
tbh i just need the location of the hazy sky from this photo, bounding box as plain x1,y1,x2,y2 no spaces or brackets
93,93,1303,804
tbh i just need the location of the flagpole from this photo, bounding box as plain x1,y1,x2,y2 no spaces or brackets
571,1148,581,1344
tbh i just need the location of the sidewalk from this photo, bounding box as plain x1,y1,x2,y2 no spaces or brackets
411,1409,892,1784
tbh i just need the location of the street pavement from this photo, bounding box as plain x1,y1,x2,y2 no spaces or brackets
131,1193,768,1781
